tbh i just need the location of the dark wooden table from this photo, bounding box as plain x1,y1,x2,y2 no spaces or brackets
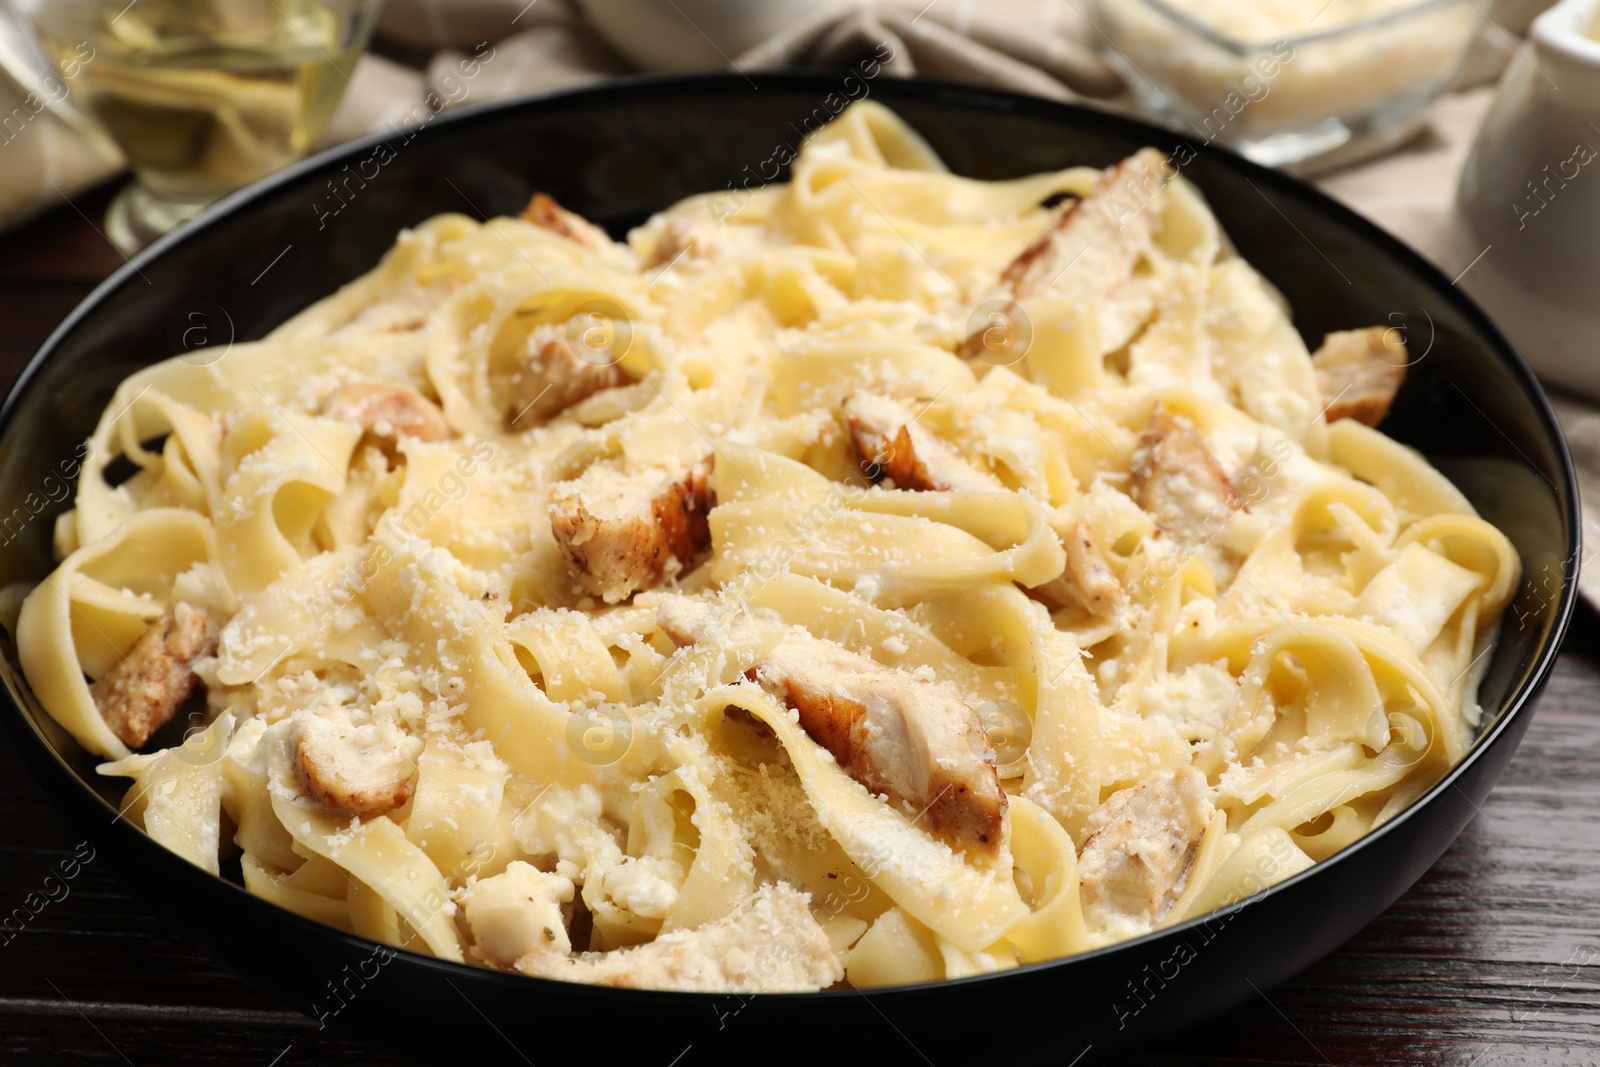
1,186,1597,1067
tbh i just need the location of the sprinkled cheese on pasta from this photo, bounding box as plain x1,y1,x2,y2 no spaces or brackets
17,101,1518,992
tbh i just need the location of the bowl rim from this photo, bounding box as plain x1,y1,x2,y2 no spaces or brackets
0,69,1580,1003
1103,0,1470,54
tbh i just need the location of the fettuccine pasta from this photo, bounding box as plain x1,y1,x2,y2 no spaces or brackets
16,101,1517,991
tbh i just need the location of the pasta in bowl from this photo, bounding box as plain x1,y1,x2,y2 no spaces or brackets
16,99,1519,993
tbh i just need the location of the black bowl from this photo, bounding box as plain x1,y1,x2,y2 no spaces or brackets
0,72,1578,1065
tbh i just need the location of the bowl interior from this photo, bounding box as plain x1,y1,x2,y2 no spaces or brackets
0,70,1576,974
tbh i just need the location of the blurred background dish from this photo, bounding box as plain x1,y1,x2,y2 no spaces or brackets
1456,0,1600,396
1092,0,1481,166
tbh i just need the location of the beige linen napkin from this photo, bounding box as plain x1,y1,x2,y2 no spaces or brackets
0,74,120,230
731,0,1123,99
377,0,1123,98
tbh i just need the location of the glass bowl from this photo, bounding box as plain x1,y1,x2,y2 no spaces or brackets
1092,0,1481,165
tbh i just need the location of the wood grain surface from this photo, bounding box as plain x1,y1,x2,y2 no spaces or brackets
0,185,1596,1067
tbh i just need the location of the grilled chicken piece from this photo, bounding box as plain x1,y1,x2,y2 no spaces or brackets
463,862,576,969
1000,147,1168,302
521,192,618,253
1311,326,1407,428
1130,406,1244,549
652,594,778,653
642,216,713,270
293,707,418,819
319,382,451,443
91,603,217,749
751,632,1006,856
1046,518,1127,620
549,461,714,604
1078,768,1212,928
654,593,719,646
640,215,762,270
519,882,841,992
843,392,1001,493
509,327,626,429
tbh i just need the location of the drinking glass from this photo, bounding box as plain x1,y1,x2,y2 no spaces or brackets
0,0,381,251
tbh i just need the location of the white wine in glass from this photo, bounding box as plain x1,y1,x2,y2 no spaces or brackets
12,0,380,251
